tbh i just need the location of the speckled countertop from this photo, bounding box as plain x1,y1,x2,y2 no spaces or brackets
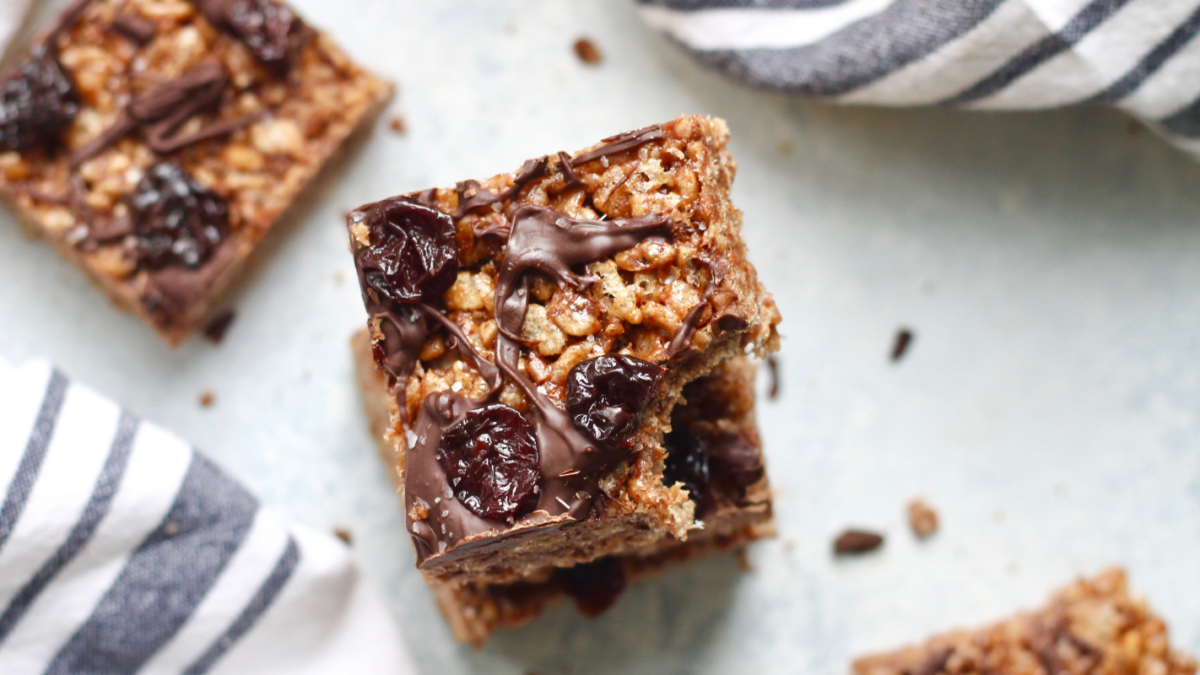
2,1,1199,674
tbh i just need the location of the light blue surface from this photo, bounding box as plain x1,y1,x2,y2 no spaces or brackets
2,2,1199,674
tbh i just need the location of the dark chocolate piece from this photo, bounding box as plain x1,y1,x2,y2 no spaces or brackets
554,557,626,617
112,13,156,45
766,354,779,399
834,529,884,554
663,427,710,509
891,328,913,362
202,308,236,343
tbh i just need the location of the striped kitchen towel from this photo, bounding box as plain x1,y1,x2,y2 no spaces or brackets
638,0,1200,154
0,358,415,675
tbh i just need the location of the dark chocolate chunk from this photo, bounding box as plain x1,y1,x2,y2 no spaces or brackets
663,427,710,507
834,529,884,555
554,557,626,617
112,13,156,45
891,328,914,362
202,308,236,343
566,355,663,451
355,199,459,307
707,432,763,487
436,403,541,521
129,161,229,270
0,47,81,153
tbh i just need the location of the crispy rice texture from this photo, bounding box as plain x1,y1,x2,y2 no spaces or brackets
0,0,392,345
854,569,1197,675
362,116,780,583
353,329,774,645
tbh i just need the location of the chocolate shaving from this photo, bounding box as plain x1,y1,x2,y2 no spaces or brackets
665,271,713,358
556,150,583,189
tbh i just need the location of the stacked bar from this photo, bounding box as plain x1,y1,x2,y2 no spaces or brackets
347,115,781,642
0,0,391,344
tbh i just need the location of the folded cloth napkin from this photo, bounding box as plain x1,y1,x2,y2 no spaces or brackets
638,0,1200,154
0,358,415,675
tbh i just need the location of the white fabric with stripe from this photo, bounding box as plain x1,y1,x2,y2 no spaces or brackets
638,0,1200,153
0,358,416,675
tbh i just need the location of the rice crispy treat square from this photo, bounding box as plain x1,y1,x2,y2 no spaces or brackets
0,0,392,345
854,569,1197,675
347,115,781,585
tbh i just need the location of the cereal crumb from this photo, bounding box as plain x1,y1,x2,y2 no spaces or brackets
907,499,939,538
202,309,236,344
334,527,353,545
890,327,914,362
834,529,884,555
199,391,215,408
389,116,407,134
573,37,603,65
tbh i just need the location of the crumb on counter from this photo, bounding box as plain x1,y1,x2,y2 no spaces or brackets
834,529,884,555
907,499,939,538
573,37,603,65
199,391,215,408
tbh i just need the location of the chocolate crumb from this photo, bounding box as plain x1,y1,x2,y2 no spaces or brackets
766,354,780,399
334,527,353,545
834,529,884,555
199,391,215,408
573,37,603,65
202,309,236,343
908,499,939,538
389,116,406,134
891,328,913,362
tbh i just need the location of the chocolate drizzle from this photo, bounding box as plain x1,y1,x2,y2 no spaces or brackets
70,61,263,167
570,125,663,167
452,157,547,219
665,270,714,358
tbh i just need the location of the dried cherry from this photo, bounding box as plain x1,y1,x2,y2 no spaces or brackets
436,404,541,521
0,47,81,152
566,355,662,450
662,427,710,507
128,161,229,270
358,199,459,306
225,0,308,70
